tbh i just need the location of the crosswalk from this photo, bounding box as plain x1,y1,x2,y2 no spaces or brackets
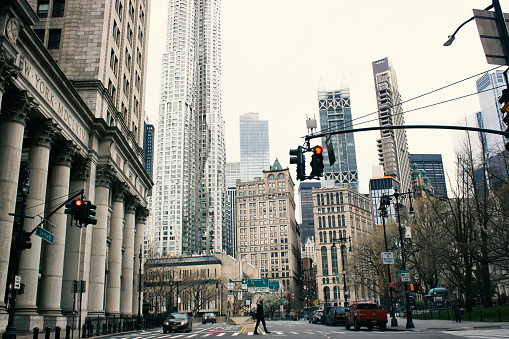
445,329,509,338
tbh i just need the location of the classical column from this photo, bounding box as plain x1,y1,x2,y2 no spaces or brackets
60,158,90,316
132,208,148,316
105,183,126,315
0,89,32,323
87,164,114,315
38,142,78,321
16,120,59,328
120,198,137,316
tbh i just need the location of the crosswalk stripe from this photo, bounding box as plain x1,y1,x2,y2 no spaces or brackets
202,334,212,337
186,335,198,337
231,333,239,336
216,333,225,337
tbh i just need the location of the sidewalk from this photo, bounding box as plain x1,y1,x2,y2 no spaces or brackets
387,318,509,331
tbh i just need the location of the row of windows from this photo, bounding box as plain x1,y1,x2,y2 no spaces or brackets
37,0,65,18
34,29,61,49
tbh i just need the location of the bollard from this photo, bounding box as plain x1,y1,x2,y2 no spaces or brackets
45,327,51,339
55,326,61,339
65,325,71,339
33,327,40,339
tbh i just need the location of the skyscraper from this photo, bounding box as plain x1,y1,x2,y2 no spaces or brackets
154,0,225,256
409,154,447,198
317,87,359,191
372,57,412,195
144,120,155,181
476,70,506,154
299,181,321,244
240,112,270,182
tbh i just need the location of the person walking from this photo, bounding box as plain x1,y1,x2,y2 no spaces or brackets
254,299,270,334
452,299,463,323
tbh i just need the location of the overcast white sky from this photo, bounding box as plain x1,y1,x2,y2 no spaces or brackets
145,0,508,195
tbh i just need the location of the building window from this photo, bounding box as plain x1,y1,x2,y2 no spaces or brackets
52,0,65,17
47,29,61,49
34,29,45,43
321,246,328,276
37,0,50,18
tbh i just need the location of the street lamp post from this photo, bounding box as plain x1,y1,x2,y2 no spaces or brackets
393,190,415,329
332,234,352,307
378,200,398,327
138,245,142,329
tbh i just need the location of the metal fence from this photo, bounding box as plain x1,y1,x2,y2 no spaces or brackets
82,315,165,337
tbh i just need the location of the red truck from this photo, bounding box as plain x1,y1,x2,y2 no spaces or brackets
345,302,388,331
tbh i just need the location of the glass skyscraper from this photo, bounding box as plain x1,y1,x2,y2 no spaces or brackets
476,70,506,155
409,154,447,198
299,182,321,244
239,112,270,182
317,87,359,191
153,0,226,256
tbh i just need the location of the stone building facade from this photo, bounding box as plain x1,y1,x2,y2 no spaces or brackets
144,254,258,316
313,185,374,307
236,160,301,295
0,0,151,331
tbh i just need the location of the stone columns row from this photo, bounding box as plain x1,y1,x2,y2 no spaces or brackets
0,88,35,317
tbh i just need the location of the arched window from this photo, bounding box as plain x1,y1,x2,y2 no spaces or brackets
321,246,328,276
317,195,321,206
333,230,337,240
328,215,331,228
319,232,323,243
332,215,336,227
323,286,331,304
321,194,324,205
340,192,344,204
333,286,339,302
336,192,340,205
268,174,275,180
323,231,327,243
331,245,338,276
318,217,322,228
278,173,285,180
326,193,330,205
329,230,333,242
342,215,345,227
322,216,326,229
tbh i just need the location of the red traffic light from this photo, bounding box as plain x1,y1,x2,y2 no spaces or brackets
314,146,323,155
75,199,83,206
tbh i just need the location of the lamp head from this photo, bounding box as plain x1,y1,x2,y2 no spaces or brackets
444,35,455,46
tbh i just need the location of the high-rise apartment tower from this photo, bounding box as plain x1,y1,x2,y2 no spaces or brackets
154,0,226,256
372,58,412,195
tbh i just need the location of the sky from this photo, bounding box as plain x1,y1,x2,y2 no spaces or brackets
145,0,508,195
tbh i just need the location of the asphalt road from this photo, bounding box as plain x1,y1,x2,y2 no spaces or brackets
102,320,509,339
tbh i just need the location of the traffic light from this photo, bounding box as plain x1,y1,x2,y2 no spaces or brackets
73,199,84,224
82,201,97,226
409,284,422,293
310,145,324,178
64,200,76,216
290,146,306,181
20,230,32,250
498,88,509,151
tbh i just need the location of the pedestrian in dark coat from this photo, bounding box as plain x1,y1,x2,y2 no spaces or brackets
452,299,462,322
254,300,270,334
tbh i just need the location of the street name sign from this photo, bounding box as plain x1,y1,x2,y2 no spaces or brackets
247,278,269,292
400,270,410,282
35,226,54,244
269,281,280,290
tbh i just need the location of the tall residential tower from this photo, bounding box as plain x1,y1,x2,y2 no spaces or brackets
154,0,226,256
372,58,412,195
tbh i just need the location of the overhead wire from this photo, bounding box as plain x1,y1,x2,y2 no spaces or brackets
315,65,504,136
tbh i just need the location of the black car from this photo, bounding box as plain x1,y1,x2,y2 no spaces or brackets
202,312,216,324
163,313,192,333
325,306,348,326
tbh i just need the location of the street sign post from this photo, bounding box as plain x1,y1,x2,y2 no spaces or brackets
381,252,394,264
14,276,21,290
35,226,54,244
401,270,410,282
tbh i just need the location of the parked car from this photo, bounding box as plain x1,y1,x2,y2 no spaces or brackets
309,310,325,324
345,302,387,331
163,313,192,333
202,312,217,324
325,306,348,326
